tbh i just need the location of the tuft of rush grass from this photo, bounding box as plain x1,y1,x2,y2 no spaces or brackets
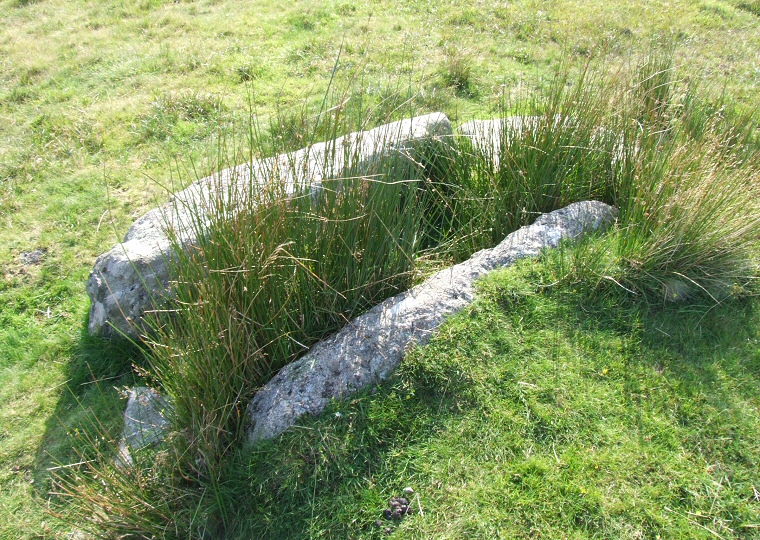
147,165,430,484
431,52,760,300
737,1,760,16
54,87,453,537
586,52,760,303
137,91,227,143
437,47,477,97
53,48,760,538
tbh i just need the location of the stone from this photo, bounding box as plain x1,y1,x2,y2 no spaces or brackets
87,113,454,338
117,386,171,467
245,201,618,444
19,248,47,266
65,533,93,540
457,116,545,167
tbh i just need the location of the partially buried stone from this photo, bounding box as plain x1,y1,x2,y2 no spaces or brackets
117,386,171,467
245,201,618,445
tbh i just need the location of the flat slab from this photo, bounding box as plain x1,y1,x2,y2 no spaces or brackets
86,113,453,338
245,200,618,444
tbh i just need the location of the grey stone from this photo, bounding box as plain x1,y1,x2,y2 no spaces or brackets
87,113,453,338
458,116,545,166
457,116,577,168
65,532,93,540
19,248,47,266
245,200,618,444
117,386,171,467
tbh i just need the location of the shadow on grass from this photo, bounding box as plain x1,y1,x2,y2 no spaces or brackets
31,313,144,501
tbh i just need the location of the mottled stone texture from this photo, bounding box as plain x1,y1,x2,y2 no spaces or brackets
117,387,171,467
87,113,453,338
245,201,618,444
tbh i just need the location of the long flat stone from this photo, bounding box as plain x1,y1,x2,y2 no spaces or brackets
86,113,453,338
457,116,625,168
245,200,618,444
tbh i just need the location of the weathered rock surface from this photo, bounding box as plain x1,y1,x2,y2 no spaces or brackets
245,200,618,444
458,116,545,165
19,248,47,266
87,113,453,338
117,386,171,467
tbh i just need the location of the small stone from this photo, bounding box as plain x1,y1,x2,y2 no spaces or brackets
403,487,414,495
19,248,46,266
117,387,171,467
66,533,92,540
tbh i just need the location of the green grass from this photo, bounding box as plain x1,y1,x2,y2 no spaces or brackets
2,0,760,537
49,51,760,537
166,253,760,538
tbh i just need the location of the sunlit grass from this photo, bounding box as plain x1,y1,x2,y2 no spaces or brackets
2,0,760,536
49,49,760,537
205,255,760,539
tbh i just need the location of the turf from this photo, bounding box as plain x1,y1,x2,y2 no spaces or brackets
218,255,760,538
1,0,760,537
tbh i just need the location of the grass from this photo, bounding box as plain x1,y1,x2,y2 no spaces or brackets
62,251,760,538
216,254,760,538
48,50,760,537
1,0,760,538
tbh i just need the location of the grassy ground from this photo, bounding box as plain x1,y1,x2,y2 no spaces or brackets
221,253,760,538
1,0,760,538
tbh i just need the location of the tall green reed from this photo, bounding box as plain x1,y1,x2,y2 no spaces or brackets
422,62,622,263
528,52,760,302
